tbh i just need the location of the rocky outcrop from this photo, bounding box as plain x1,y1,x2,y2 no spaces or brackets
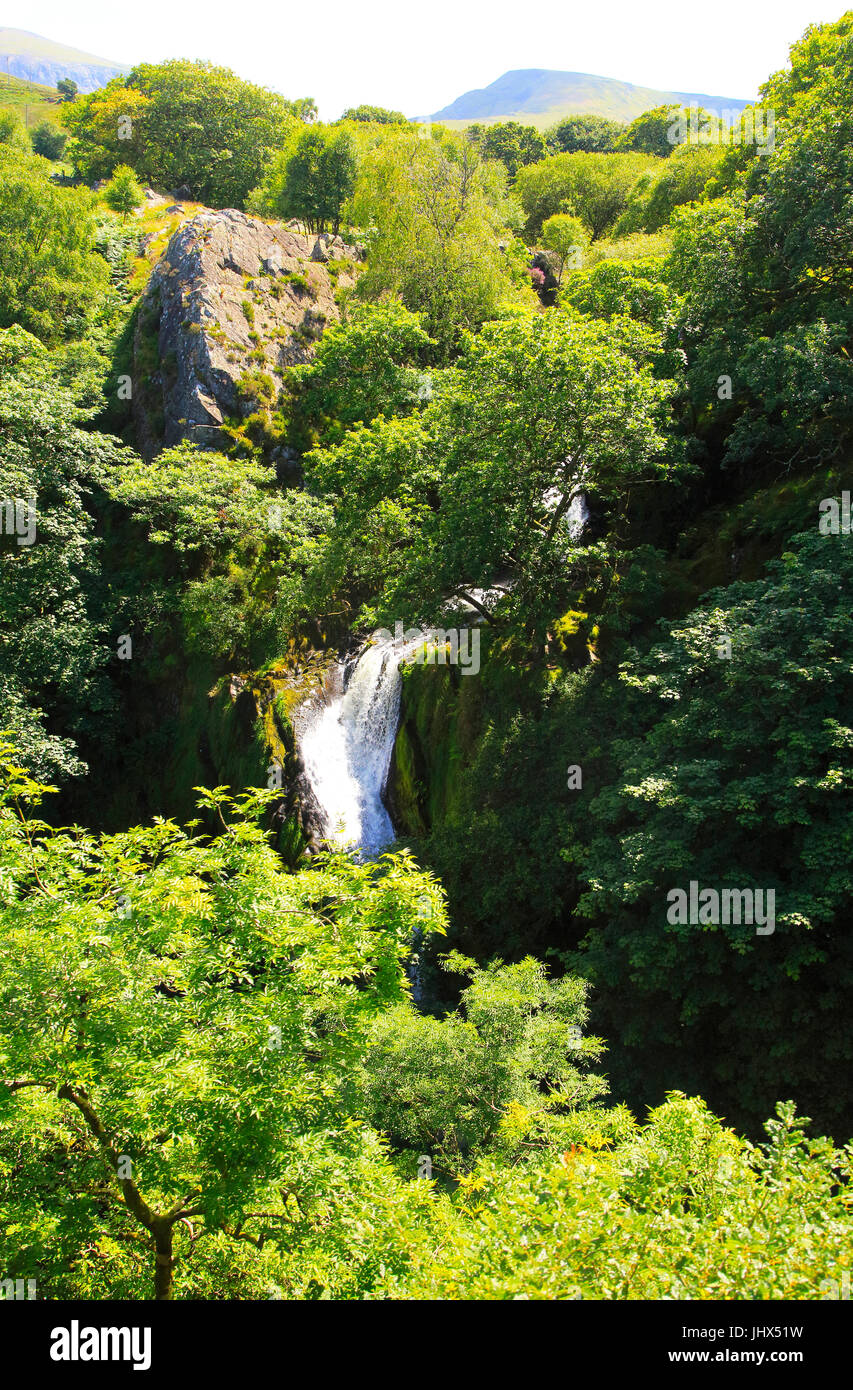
132,209,361,459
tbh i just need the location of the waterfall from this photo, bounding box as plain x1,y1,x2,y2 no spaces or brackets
297,631,422,856
567,492,590,539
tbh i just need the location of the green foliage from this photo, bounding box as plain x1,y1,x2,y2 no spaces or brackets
103,446,270,559
254,125,357,234
0,326,128,776
0,147,108,344
361,955,618,1174
387,310,680,639
561,255,680,335
284,96,319,124
0,108,30,150
541,212,589,284
0,750,445,1298
30,119,67,160
467,120,547,177
546,113,623,154
617,103,723,157
304,414,436,624
64,62,298,208
514,150,657,239
1,14,852,1302
384,1095,853,1299
102,443,332,665
289,301,434,447
339,104,410,125
668,34,853,473
351,128,527,356
574,529,853,1132
103,163,144,219
615,142,725,234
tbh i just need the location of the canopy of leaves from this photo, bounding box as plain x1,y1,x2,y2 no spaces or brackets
615,142,725,234
617,103,724,157
339,104,410,125
287,301,435,449
547,114,624,154
30,120,67,160
270,125,358,234
63,62,298,207
574,529,853,1131
361,954,618,1173
0,326,129,773
467,120,547,177
514,150,657,239
0,147,108,344
350,128,528,357
383,1096,853,1299
0,749,446,1297
103,164,144,219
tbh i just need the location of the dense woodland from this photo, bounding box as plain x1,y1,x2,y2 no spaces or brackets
0,13,851,1300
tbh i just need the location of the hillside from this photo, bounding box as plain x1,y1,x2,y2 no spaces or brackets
0,69,63,126
429,67,753,128
0,26,126,93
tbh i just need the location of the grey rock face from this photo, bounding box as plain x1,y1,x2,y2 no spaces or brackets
132,209,360,459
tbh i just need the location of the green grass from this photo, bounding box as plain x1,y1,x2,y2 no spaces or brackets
0,70,63,127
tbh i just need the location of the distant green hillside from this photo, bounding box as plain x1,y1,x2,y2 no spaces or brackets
0,70,63,128
0,27,126,94
428,68,753,129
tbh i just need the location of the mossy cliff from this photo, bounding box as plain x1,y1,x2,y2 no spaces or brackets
387,648,487,836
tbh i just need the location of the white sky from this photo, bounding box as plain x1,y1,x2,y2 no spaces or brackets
4,0,845,119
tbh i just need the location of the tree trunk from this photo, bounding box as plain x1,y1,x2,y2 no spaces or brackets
153,1222,174,1301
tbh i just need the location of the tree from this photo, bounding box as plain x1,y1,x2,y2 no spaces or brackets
286,96,318,123
400,310,680,635
0,109,29,151
103,445,271,562
514,151,657,239
0,149,108,343
574,529,853,1134
361,954,619,1174
382,1096,853,1299
265,126,357,234
0,753,446,1299
103,164,144,218
467,120,546,177
546,114,623,153
304,414,436,624
61,79,150,182
64,62,297,207
56,77,78,102
307,309,682,638
666,23,853,474
0,326,127,780
761,10,853,117
614,142,725,234
351,128,526,356
616,103,721,157
541,212,589,283
288,301,435,448
30,120,67,160
340,104,409,125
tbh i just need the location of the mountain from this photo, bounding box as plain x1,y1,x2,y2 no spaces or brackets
0,27,126,94
428,68,753,129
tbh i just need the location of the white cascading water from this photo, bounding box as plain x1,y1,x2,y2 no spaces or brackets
298,498,588,858
298,631,423,856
